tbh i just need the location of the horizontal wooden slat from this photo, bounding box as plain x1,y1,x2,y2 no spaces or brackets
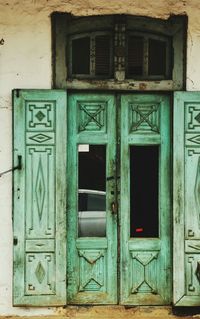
76,238,108,249
26,239,54,252
128,135,160,144
128,238,160,251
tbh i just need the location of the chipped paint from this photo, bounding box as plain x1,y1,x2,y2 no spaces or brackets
1,0,200,316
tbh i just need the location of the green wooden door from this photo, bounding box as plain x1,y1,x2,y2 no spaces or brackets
120,94,171,305
174,92,200,306
67,93,117,304
67,92,171,305
13,90,67,306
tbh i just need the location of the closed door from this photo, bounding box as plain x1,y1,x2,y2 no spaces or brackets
67,92,171,305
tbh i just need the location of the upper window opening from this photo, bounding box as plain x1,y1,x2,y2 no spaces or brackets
52,14,187,90
70,32,113,78
72,36,90,74
127,33,171,79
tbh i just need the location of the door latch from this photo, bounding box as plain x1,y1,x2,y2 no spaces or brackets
0,155,22,177
111,201,117,214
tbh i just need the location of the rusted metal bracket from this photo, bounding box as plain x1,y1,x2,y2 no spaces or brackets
0,155,22,177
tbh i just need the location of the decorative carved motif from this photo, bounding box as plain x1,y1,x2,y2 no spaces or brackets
187,135,200,145
35,157,45,221
26,253,55,295
35,261,46,284
187,105,200,131
195,261,200,284
26,147,54,237
195,113,200,124
29,133,52,143
114,19,126,81
131,252,158,294
188,256,195,292
188,149,200,157
188,229,195,237
130,103,159,133
78,102,106,132
188,244,200,250
194,157,200,228
78,250,105,292
26,102,54,131
35,110,45,122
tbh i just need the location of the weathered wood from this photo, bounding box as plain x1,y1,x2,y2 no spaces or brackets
120,94,171,305
53,14,186,91
13,90,67,306
67,93,118,304
65,79,175,91
173,92,200,306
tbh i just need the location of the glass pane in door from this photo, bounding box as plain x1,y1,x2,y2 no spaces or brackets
130,145,159,238
78,144,106,237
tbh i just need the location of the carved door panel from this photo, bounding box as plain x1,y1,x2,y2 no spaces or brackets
67,93,171,305
120,94,171,305
67,93,118,304
174,92,200,306
13,90,67,306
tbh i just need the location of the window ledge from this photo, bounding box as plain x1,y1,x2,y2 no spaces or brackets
65,79,182,91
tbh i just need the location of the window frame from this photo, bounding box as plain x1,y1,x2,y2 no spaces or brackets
52,13,187,91
126,31,172,80
68,31,113,79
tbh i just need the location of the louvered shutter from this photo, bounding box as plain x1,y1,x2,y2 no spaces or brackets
13,90,67,306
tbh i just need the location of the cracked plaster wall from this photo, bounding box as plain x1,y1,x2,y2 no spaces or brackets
0,0,200,315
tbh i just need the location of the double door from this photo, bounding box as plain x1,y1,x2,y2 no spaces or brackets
67,92,171,305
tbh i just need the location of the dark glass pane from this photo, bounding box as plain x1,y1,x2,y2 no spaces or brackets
148,39,166,76
127,36,143,76
95,36,111,76
72,37,90,74
78,145,106,237
130,146,159,238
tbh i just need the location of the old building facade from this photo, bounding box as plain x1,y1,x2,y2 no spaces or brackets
1,0,200,316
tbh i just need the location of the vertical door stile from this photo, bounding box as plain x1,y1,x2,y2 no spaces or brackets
120,95,130,303
159,96,172,302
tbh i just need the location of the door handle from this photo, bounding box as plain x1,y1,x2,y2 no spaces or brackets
111,201,117,214
0,155,22,177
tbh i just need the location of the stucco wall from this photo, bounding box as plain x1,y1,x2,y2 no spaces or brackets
0,0,200,315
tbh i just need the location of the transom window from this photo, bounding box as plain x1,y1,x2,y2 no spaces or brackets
52,14,186,90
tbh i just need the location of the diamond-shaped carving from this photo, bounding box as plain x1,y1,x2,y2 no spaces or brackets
29,133,52,143
195,113,200,124
35,158,45,220
35,111,45,122
35,262,45,284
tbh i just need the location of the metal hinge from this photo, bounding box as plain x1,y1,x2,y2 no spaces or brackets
0,155,22,177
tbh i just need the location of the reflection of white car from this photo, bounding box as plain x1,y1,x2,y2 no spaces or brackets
78,189,106,237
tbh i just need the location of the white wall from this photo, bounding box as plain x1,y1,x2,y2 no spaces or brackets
0,0,200,315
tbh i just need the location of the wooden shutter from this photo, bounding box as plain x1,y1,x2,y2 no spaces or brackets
174,92,200,306
13,90,67,306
